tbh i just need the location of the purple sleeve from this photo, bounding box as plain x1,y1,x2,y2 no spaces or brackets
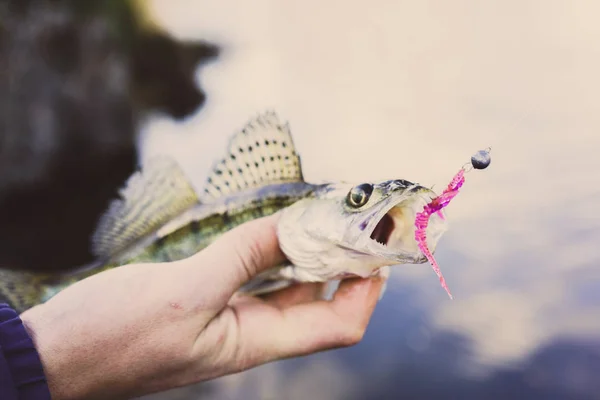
0,304,51,400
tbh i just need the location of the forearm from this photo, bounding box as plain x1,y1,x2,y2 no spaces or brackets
19,301,138,400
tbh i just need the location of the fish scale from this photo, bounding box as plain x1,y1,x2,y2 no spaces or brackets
145,194,309,263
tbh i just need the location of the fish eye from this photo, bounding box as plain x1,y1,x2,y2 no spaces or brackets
346,183,374,208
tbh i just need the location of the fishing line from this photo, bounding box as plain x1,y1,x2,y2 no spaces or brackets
415,95,539,297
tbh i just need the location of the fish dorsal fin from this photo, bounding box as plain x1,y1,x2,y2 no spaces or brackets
200,111,304,202
91,156,199,259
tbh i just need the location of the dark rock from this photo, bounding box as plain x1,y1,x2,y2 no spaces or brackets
0,0,219,272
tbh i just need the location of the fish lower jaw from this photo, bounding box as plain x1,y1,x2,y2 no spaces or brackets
364,202,446,264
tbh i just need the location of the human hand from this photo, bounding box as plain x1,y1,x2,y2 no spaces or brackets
20,214,386,400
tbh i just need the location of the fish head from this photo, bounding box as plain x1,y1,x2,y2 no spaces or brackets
277,179,449,280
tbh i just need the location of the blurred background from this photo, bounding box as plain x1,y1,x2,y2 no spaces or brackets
1,1,599,399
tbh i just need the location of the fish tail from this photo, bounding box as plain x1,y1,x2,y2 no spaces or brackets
0,259,109,313
0,268,59,313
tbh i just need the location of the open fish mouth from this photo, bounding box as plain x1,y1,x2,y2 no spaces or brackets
370,211,397,246
361,190,448,263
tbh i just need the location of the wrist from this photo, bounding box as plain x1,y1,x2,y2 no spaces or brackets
20,305,87,400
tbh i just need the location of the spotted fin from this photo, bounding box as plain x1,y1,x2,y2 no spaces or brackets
200,111,304,202
91,156,199,259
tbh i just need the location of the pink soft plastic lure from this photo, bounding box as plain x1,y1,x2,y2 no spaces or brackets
414,148,491,299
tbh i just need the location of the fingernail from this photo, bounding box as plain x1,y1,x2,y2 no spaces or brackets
374,266,390,301
377,266,391,281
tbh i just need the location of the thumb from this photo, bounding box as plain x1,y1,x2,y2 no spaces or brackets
185,213,288,294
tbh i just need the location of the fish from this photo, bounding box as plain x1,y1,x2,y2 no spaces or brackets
0,111,449,313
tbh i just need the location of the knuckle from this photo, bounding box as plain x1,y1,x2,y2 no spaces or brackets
340,323,367,347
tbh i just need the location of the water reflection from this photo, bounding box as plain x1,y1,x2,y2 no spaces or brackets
139,0,600,398
145,287,600,399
